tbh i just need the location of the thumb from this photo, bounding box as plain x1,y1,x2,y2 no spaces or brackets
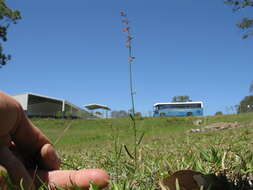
39,144,61,170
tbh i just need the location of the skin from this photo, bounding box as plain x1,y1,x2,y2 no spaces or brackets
0,91,109,190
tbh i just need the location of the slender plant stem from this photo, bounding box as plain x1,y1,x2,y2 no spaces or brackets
121,11,138,170
127,33,137,164
128,44,135,115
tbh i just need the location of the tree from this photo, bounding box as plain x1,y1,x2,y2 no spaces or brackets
250,81,253,94
135,112,142,118
215,111,223,116
226,0,253,38
172,96,192,102
0,0,21,67
238,95,253,113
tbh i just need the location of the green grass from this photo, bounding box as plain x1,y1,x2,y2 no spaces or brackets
29,113,253,189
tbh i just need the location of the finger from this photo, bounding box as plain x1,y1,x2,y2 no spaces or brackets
0,91,20,137
0,165,8,190
32,169,109,190
0,91,52,159
0,146,35,190
11,107,51,157
40,144,60,170
0,134,12,147
6,96,59,170
9,143,60,172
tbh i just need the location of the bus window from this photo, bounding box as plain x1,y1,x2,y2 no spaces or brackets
160,113,165,116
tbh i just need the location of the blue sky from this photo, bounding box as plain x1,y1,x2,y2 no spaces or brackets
1,0,252,116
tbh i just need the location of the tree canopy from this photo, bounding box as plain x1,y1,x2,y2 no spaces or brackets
250,81,253,94
238,95,253,113
172,96,192,102
215,111,223,116
0,0,21,68
226,0,253,38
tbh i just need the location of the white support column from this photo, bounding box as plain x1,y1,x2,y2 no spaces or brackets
62,100,65,112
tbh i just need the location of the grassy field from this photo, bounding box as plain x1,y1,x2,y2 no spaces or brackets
32,113,253,190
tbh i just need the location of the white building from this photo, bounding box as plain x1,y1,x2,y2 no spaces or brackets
13,93,84,118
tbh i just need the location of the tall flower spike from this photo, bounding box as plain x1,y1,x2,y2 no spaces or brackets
128,56,135,62
127,35,133,41
120,11,127,17
120,11,140,173
120,11,135,114
122,27,129,32
122,18,129,24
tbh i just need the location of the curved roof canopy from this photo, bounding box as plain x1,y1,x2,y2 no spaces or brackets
84,104,111,111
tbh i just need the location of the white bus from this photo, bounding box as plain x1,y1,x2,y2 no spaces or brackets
153,101,204,117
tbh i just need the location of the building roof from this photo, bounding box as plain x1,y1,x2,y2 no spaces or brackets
84,104,111,110
65,100,83,111
13,92,83,111
13,92,64,102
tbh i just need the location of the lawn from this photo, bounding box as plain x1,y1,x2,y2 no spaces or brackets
32,112,253,190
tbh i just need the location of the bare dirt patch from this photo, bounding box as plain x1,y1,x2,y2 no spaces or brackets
189,122,244,133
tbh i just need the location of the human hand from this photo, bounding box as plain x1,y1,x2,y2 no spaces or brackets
0,91,109,190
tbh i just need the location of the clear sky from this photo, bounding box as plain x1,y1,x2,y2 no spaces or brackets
1,0,252,116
